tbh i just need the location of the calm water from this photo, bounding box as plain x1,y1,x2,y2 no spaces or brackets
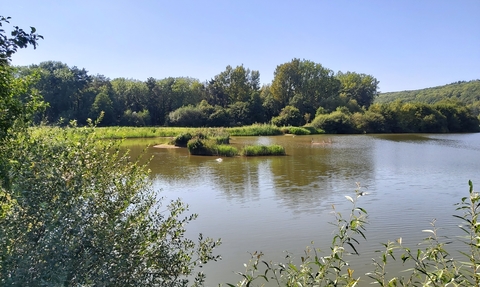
126,133,480,286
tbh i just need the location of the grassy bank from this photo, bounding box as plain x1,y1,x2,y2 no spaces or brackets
31,124,324,141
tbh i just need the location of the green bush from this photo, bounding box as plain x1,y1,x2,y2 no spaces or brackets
0,123,220,286
241,144,286,156
170,132,193,146
187,137,237,157
271,105,303,127
311,107,356,134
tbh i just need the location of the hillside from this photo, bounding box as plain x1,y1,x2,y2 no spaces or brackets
376,80,480,105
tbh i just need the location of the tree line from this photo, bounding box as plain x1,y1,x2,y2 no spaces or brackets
15,59,479,133
15,60,375,126
376,80,480,106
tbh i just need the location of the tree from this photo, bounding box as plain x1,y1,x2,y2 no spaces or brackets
336,71,379,109
0,16,43,64
271,59,340,116
208,65,260,106
91,92,114,125
22,61,92,124
271,105,303,127
0,16,44,138
311,107,355,133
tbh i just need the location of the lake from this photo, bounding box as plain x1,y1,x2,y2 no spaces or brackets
125,133,480,286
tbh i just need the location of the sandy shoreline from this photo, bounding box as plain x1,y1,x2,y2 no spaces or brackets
152,144,180,149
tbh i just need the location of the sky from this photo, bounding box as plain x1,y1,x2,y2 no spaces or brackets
4,0,480,92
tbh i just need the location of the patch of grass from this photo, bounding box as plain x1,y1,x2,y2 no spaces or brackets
227,124,283,136
213,134,230,144
241,144,286,156
303,125,325,134
280,126,311,135
94,127,194,139
215,144,238,157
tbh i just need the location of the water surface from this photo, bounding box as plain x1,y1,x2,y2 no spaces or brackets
126,133,480,286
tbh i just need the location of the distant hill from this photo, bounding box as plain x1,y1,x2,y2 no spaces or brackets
375,80,480,105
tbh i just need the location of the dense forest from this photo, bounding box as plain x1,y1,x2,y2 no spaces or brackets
376,80,480,105
15,60,480,133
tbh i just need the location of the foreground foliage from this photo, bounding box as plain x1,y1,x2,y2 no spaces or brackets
0,123,221,286
229,181,480,287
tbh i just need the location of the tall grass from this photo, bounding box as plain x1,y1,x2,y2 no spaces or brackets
241,144,286,156
280,126,312,135
227,124,283,136
215,145,238,157
95,127,195,139
33,124,321,140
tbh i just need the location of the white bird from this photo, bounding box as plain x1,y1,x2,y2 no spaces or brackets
215,158,223,162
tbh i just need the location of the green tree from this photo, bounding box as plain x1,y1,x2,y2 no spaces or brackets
271,59,340,116
91,92,114,125
260,84,281,122
271,105,303,127
336,71,379,109
311,107,355,133
23,61,92,124
208,65,260,107
0,16,43,64
0,16,44,137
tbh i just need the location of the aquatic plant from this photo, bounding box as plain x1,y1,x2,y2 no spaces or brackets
216,144,238,157
241,144,286,156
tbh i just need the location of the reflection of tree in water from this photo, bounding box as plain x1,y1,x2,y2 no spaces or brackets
269,136,376,214
128,136,377,214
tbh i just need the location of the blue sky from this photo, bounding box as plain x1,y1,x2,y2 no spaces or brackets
4,0,480,92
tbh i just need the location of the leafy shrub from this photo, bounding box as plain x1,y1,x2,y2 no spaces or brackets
351,110,387,133
311,107,356,134
0,123,221,286
271,105,303,127
171,132,193,146
120,109,151,127
168,105,208,127
187,137,209,155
